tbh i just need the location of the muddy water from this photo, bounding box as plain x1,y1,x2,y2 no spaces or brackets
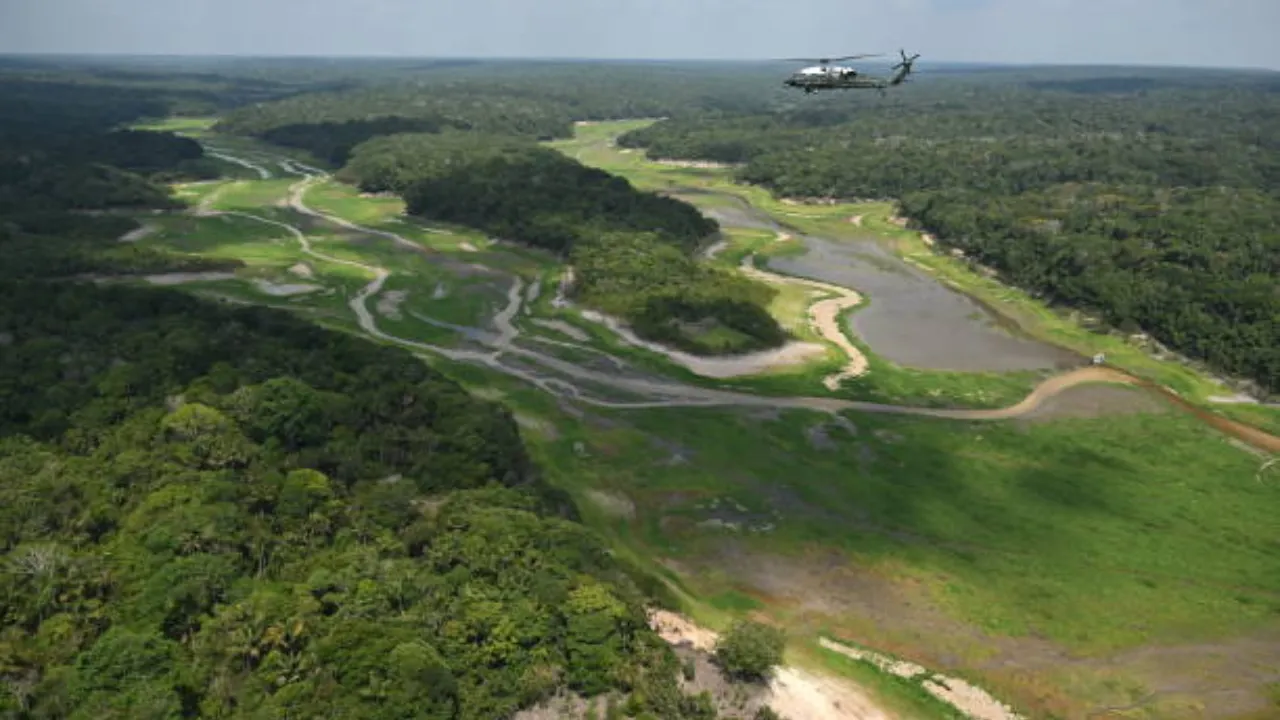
767,236,1080,372
692,190,1076,372
703,206,778,231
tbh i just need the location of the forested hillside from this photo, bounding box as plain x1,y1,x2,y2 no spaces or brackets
341,132,716,253
0,77,241,279
0,64,735,719
618,77,1280,393
338,131,788,355
215,62,777,164
0,283,720,719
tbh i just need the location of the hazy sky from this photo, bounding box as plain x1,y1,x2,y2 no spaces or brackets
3,0,1277,70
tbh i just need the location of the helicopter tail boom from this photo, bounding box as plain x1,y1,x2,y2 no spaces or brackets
889,49,921,85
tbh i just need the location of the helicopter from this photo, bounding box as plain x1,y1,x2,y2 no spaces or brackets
782,49,921,94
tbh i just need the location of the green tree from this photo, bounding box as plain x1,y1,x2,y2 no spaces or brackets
714,621,785,682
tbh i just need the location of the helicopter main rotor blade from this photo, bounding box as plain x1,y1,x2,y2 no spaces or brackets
829,53,884,62
778,53,883,63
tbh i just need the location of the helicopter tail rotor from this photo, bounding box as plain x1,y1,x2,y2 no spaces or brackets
892,49,921,70
887,50,921,86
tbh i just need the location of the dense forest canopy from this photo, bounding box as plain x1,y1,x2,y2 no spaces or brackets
0,65,306,117
570,231,789,354
216,87,575,164
0,77,244,280
341,132,716,252
0,283,720,720
618,78,1280,393
213,62,787,163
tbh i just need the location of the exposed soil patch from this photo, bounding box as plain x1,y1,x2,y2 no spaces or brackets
1208,393,1260,404
287,262,314,278
650,609,720,652
252,279,321,297
768,666,893,720
376,289,407,319
1014,383,1170,425
648,610,893,720
820,638,1023,720
656,158,741,170
142,271,238,285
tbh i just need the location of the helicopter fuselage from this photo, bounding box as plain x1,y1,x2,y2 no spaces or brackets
783,51,918,94
784,65,889,93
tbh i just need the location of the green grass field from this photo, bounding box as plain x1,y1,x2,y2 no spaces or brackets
211,178,297,210
433,351,1277,718
132,116,217,134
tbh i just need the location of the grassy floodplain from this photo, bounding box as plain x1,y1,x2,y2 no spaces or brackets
550,121,1280,420
122,115,1280,719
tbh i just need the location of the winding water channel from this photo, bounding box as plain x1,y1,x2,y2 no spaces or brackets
701,192,1079,372
193,149,1280,455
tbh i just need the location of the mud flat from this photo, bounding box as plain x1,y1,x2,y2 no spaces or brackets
768,237,1079,372
252,279,322,297
142,271,239,286
703,206,777,231
578,309,827,379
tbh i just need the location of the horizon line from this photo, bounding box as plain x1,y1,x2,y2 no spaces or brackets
1,50,1277,74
